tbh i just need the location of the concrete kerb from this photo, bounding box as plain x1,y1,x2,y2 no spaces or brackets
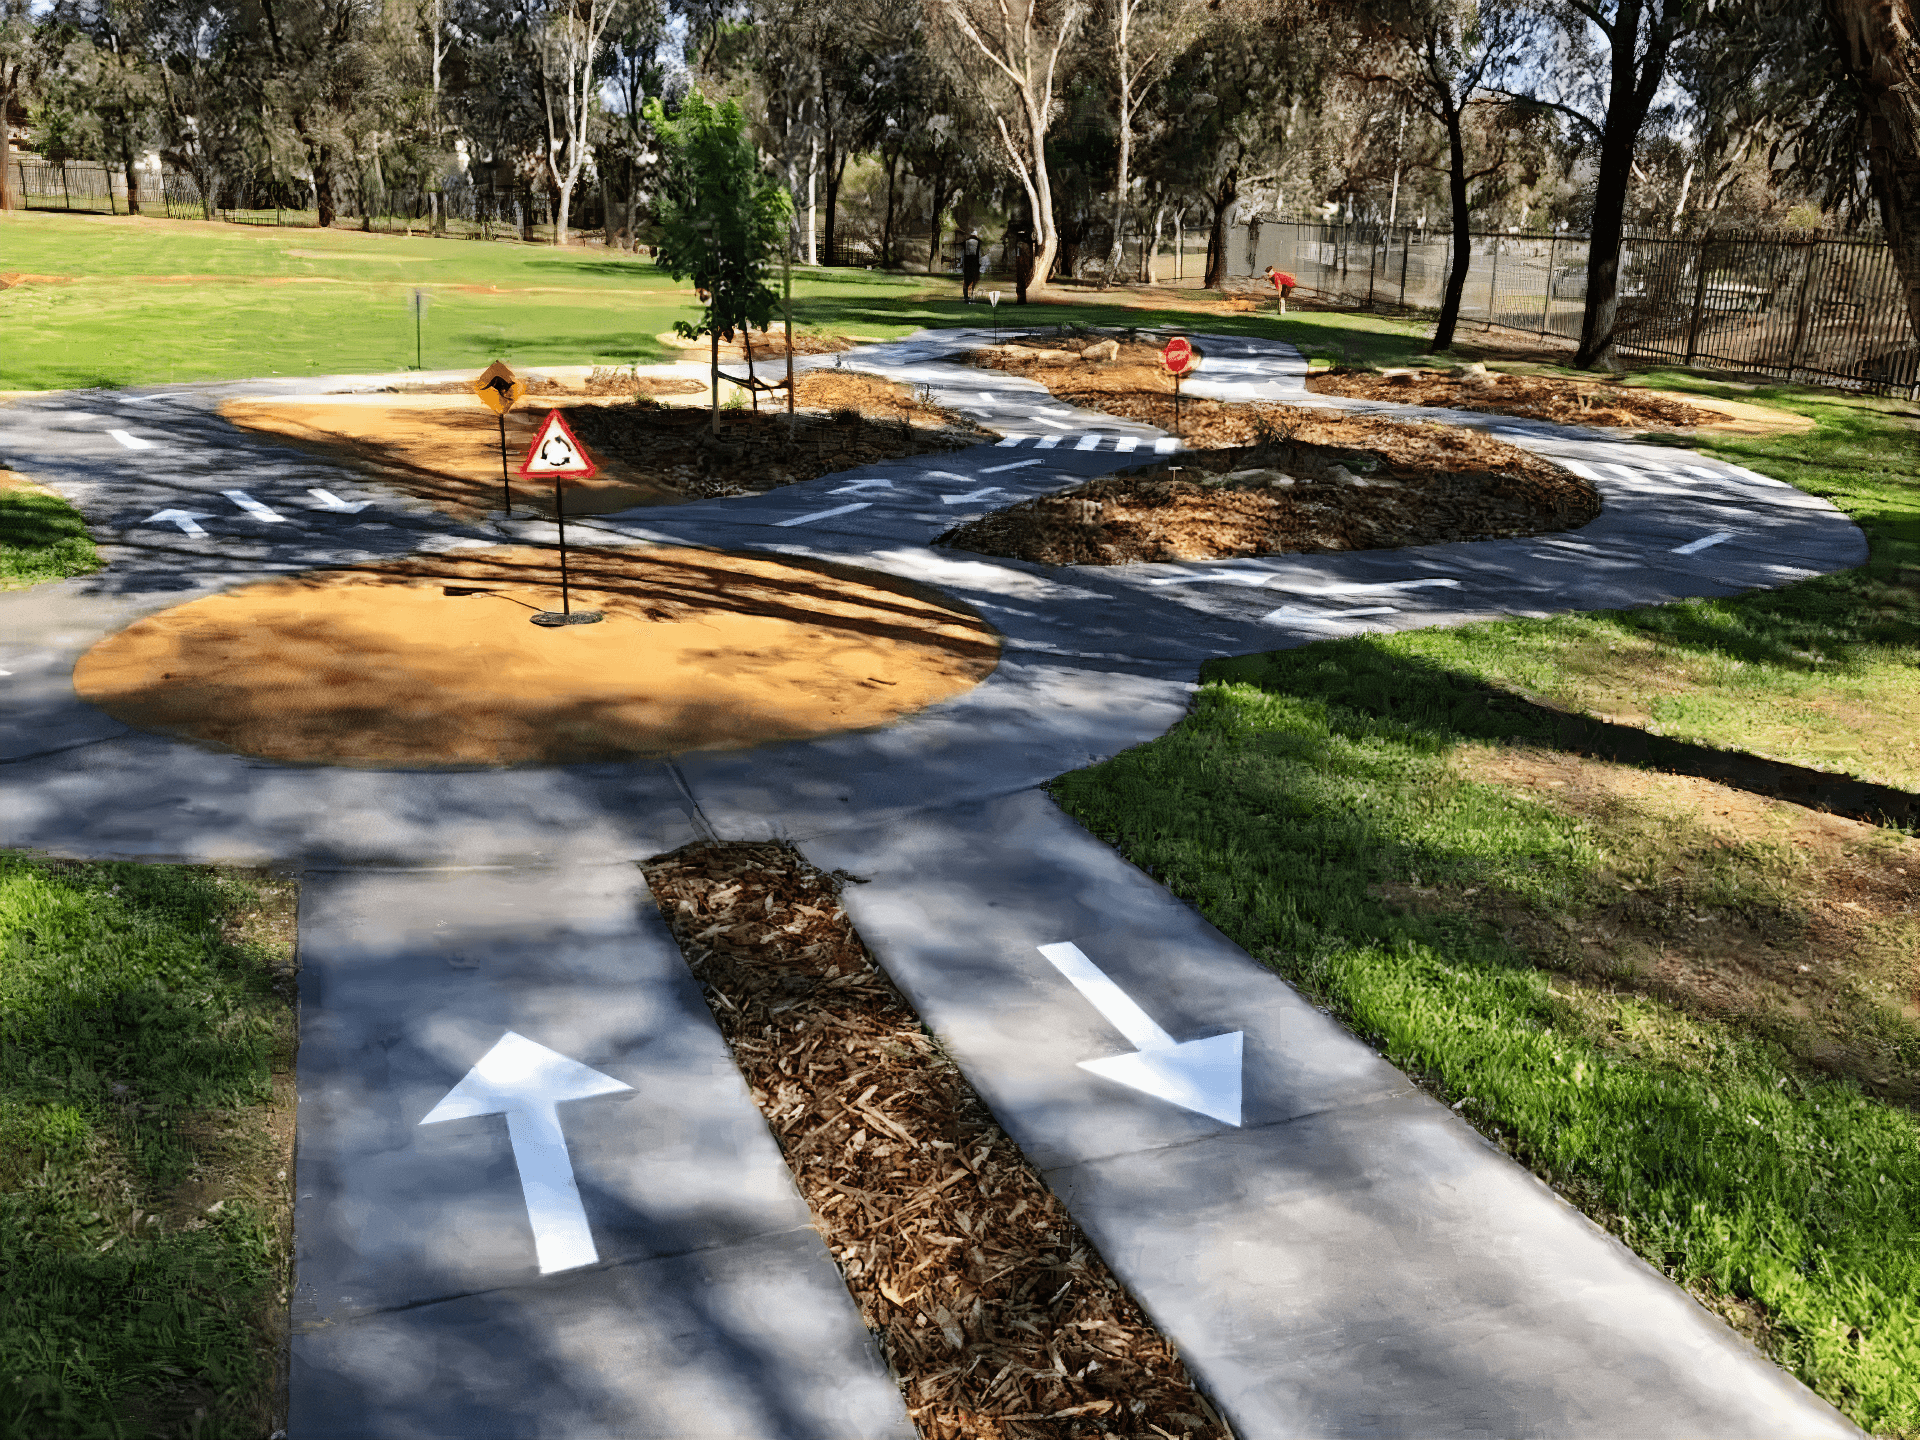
0,328,1870,1437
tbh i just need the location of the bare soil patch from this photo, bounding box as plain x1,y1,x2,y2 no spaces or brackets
1406,745,1920,1107
1308,368,1719,429
643,841,1232,1439
221,379,989,518
942,408,1599,566
0,271,73,290
656,329,855,359
73,546,999,767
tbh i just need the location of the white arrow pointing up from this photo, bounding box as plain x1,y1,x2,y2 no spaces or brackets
1038,942,1243,1126
942,486,1006,505
146,509,212,535
307,487,373,513
419,1031,632,1275
222,489,285,522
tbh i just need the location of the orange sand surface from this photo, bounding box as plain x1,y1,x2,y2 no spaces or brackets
74,546,1000,767
219,398,680,518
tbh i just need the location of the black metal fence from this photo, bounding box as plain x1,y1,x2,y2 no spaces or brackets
1234,218,1920,395
6,158,560,240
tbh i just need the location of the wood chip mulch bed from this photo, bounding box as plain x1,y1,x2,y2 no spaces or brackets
557,372,992,500
642,842,1233,1440
939,406,1601,566
1305,367,1716,429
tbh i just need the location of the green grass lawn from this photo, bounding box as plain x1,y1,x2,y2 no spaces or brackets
1,471,100,589
0,856,297,1439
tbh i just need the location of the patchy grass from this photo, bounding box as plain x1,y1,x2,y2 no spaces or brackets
0,471,99,589
0,855,298,1439
1051,646,1920,1438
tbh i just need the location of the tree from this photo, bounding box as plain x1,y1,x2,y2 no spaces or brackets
1,0,43,211
1515,0,1704,367
934,0,1087,295
1822,0,1920,346
1095,0,1197,287
645,88,791,431
536,0,616,245
1376,0,1532,351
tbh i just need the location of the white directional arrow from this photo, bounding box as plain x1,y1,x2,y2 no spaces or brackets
307,487,373,513
941,486,1006,505
108,428,157,450
146,509,212,536
419,1031,631,1275
828,477,895,495
222,489,285,522
1038,942,1243,1126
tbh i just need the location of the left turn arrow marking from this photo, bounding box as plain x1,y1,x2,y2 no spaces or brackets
420,1031,631,1275
146,509,212,535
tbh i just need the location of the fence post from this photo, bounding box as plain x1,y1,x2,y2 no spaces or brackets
1366,226,1377,309
1485,235,1500,328
1785,232,1825,381
1399,225,1410,307
1683,231,1713,366
1540,231,1558,336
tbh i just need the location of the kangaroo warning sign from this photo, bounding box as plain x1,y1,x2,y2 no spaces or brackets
519,409,599,483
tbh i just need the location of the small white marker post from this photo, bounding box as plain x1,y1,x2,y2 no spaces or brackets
419,1032,631,1276
1037,942,1243,1125
989,291,1002,344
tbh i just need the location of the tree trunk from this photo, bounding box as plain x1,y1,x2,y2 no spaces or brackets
927,155,951,272
121,128,141,215
314,146,336,228
555,175,573,246
1203,172,1237,289
0,79,17,211
1102,11,1131,289
880,145,901,267
1430,103,1472,353
1143,202,1166,283
1824,0,1920,356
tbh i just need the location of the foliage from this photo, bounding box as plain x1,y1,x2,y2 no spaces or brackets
0,477,99,589
645,87,792,342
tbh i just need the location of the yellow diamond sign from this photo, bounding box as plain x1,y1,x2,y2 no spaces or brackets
471,360,528,415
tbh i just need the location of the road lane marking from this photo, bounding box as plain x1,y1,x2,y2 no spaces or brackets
774,501,873,528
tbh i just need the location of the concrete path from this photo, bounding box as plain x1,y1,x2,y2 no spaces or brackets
0,330,1868,1436
289,863,910,1438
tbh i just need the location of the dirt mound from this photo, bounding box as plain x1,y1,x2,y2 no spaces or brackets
221,380,991,518
0,272,73,290
940,416,1599,566
73,546,1000,768
1307,367,1715,428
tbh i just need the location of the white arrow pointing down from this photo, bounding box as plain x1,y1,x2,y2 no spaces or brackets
419,1031,631,1275
1038,943,1243,1125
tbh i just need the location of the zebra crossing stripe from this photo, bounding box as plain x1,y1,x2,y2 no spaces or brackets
1036,435,1062,449
1154,437,1180,454
995,435,1027,447
1074,434,1101,451
1114,437,1138,453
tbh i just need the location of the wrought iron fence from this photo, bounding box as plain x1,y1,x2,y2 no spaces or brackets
1229,218,1920,396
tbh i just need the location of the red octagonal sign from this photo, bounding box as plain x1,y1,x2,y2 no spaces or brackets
1162,335,1194,375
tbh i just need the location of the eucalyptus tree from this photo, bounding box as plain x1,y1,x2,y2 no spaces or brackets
1092,0,1201,286
933,0,1088,294
1,0,44,210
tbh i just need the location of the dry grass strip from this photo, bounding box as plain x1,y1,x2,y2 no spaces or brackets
642,842,1232,1440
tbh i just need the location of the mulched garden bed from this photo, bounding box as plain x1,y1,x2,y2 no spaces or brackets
643,842,1233,1440
560,372,992,500
940,406,1601,565
1306,367,1716,428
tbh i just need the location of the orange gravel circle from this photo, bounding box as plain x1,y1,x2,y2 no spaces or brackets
74,546,1000,767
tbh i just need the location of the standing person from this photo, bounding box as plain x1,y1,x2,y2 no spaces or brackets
1264,265,1297,313
961,230,983,302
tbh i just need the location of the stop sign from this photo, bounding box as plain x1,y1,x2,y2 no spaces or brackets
1162,335,1194,375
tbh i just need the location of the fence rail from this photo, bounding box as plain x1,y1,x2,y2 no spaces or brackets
1229,218,1920,396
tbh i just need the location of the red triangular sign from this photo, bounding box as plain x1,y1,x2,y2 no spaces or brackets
518,409,599,480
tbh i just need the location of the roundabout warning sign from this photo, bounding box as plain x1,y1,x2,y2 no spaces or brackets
519,409,598,483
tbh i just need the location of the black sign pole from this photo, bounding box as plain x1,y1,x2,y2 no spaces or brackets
498,414,512,518
554,479,571,616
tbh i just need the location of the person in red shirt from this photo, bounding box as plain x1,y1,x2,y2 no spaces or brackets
1264,266,1297,312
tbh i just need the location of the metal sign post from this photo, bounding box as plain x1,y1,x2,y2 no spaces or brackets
471,361,529,518
411,288,430,370
1162,335,1194,439
518,409,602,627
